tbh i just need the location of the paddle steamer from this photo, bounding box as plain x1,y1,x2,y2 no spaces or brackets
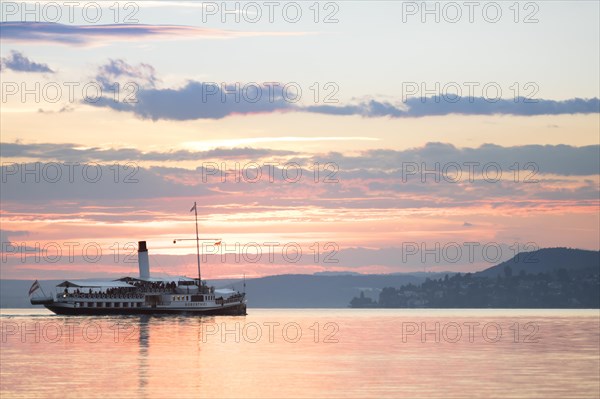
29,203,247,316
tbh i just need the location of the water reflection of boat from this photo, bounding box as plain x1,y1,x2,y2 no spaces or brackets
29,203,247,316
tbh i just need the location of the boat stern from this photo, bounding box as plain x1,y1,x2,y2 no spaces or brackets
30,296,54,305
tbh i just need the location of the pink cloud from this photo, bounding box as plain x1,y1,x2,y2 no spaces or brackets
0,22,311,46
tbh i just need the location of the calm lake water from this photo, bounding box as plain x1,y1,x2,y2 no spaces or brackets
1,308,598,398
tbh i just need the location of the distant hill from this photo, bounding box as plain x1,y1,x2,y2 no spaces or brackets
476,248,599,278
351,248,600,308
313,271,361,276
238,274,427,308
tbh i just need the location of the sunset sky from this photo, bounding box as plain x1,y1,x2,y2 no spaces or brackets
1,1,599,280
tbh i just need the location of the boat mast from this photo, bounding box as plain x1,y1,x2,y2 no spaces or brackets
172,208,220,287
193,201,201,286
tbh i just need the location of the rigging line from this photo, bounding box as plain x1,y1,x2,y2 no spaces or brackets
150,255,171,279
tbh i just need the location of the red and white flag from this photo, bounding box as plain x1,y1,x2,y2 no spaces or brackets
28,280,40,296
